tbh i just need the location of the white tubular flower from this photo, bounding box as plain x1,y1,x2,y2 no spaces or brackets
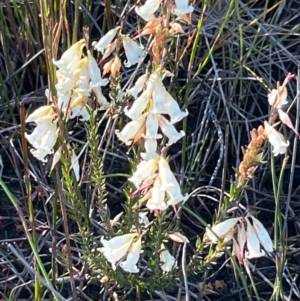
129,158,159,188
173,0,194,15
120,236,142,273
158,157,188,206
264,121,289,156
26,105,56,123
115,114,147,145
151,81,169,114
53,39,84,68
146,175,168,211
160,244,176,272
25,106,58,162
25,120,58,162
53,39,85,76
163,91,189,124
127,74,148,98
250,216,273,253
268,88,288,109
139,212,149,226
100,233,137,270
87,51,109,88
70,105,90,122
245,218,265,259
145,113,162,139
124,91,151,120
122,36,146,68
206,217,241,244
92,27,120,54
135,0,162,21
141,138,159,160
149,72,188,123
146,70,161,94
55,71,77,96
157,115,185,145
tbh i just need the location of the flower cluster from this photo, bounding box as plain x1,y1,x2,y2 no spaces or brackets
25,40,109,162
263,73,295,156
206,215,273,264
98,2,192,274
92,27,146,70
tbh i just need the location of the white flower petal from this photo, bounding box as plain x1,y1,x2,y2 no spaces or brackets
158,115,185,145
146,175,168,211
25,105,55,123
264,121,289,156
115,115,146,145
206,217,241,244
135,0,162,21
127,74,148,98
100,234,136,270
87,51,109,87
158,157,188,206
120,237,142,273
160,244,176,272
53,39,85,70
124,91,151,120
164,91,188,124
141,138,159,160
25,120,58,162
151,83,168,115
129,158,159,188
145,113,162,139
173,0,194,15
245,218,265,259
123,36,146,68
251,216,273,253
92,27,120,54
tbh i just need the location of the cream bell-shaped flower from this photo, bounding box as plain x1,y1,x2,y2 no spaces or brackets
250,216,273,253
150,73,188,123
25,119,58,162
206,217,241,244
87,51,109,88
100,233,137,270
120,236,142,273
268,87,288,109
122,36,146,68
145,113,162,139
141,138,159,160
160,244,176,272
135,0,162,21
146,175,168,211
92,27,120,54
26,105,56,123
245,218,265,258
129,158,159,188
127,74,148,98
157,115,185,145
53,40,85,77
264,121,289,156
173,0,194,16
25,106,58,162
158,156,188,206
115,114,147,145
124,90,151,120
